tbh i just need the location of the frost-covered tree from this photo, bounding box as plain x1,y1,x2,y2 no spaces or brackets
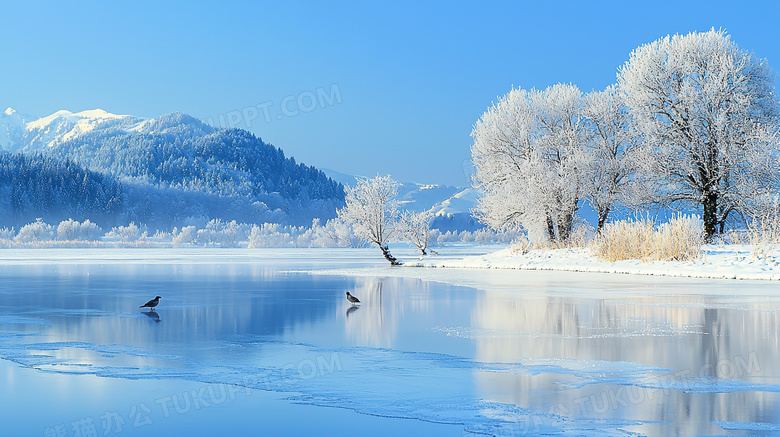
15,219,55,243
195,219,245,247
471,83,589,245
314,218,365,248
337,175,401,265
56,219,103,241
106,222,147,243
582,85,641,231
618,29,780,239
171,226,198,246
247,223,295,248
399,209,433,255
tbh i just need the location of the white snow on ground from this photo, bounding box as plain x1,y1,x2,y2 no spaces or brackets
413,244,780,281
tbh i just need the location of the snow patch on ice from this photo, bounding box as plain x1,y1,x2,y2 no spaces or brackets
433,324,702,340
714,421,780,431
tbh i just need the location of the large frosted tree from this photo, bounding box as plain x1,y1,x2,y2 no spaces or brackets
618,29,780,239
337,174,401,265
471,83,589,244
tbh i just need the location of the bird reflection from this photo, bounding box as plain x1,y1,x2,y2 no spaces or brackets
143,310,161,323
346,305,360,318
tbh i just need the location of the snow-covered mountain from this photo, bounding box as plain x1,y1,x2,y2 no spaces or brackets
322,168,483,232
0,107,35,150
0,107,344,228
0,107,135,152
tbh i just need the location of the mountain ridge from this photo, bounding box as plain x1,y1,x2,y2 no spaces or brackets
1,107,135,152
0,108,344,228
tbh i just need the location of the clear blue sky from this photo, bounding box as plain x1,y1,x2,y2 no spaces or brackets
2,1,780,186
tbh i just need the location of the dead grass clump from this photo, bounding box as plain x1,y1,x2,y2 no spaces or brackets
591,215,703,262
654,215,705,261
747,206,780,259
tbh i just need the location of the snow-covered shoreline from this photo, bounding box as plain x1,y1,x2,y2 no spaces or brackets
414,244,780,281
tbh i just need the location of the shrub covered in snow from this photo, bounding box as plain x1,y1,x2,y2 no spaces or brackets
171,226,198,247
248,223,295,248
307,218,365,248
429,228,516,247
106,222,147,243
0,227,16,240
195,219,248,247
57,219,103,241
15,219,55,243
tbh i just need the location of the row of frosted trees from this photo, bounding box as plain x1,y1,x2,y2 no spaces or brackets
471,29,780,244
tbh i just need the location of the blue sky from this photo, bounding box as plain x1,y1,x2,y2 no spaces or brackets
2,1,780,186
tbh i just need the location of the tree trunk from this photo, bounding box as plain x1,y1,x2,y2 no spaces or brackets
546,215,556,243
379,244,401,266
597,206,610,233
558,212,573,244
702,191,718,241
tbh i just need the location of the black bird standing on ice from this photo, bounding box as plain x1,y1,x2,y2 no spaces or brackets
346,292,360,306
140,296,162,311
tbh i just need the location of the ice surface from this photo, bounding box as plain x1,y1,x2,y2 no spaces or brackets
1,248,780,435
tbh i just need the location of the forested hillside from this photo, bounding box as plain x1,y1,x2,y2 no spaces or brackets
0,152,123,225
51,113,341,202
0,111,344,229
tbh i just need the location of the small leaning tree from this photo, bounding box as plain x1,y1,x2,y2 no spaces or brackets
337,174,402,265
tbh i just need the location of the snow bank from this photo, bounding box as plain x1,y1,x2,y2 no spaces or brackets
415,244,780,281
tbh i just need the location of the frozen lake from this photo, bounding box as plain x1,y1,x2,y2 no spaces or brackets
1,248,780,436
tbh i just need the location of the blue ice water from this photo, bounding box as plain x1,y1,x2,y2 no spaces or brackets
1,249,780,436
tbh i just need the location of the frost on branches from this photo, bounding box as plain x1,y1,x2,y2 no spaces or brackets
472,29,780,244
471,84,592,245
337,175,402,265
582,85,641,231
618,28,780,239
399,209,433,255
